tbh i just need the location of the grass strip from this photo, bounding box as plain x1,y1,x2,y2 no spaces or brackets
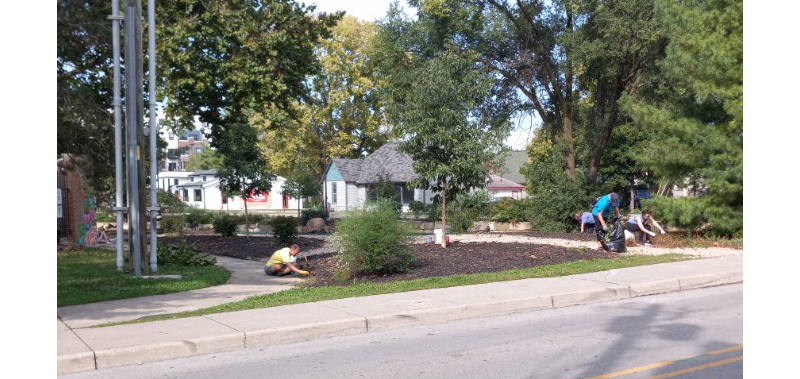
58,248,231,307
110,253,691,326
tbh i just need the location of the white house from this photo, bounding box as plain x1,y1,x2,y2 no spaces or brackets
322,143,524,211
165,170,303,211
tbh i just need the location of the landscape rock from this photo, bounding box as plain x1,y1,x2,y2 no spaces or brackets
305,218,326,233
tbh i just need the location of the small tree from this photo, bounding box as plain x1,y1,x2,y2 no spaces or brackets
283,165,322,220
215,122,276,236
393,50,510,247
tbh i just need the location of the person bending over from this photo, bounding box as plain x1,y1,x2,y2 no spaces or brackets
265,244,309,276
623,209,665,246
591,193,621,251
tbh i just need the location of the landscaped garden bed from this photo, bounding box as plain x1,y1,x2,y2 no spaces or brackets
305,242,616,286
160,235,326,261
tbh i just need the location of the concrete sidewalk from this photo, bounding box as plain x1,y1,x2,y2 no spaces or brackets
57,253,743,375
57,256,304,329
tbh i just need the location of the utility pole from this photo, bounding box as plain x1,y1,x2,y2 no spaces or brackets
147,0,159,272
124,0,143,276
109,0,126,272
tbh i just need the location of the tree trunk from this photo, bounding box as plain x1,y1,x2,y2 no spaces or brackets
243,195,249,237
441,178,447,248
629,179,636,211
562,114,577,179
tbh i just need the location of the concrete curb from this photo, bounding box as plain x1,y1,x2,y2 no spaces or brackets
58,267,743,375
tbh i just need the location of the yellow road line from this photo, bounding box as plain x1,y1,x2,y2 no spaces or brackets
639,356,743,379
580,345,743,379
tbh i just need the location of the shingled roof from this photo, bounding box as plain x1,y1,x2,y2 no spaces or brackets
328,143,418,184
330,158,364,182
356,143,417,184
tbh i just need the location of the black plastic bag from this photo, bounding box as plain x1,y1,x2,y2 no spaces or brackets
606,218,627,253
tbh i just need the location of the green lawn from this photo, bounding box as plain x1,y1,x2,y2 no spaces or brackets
114,253,691,326
58,248,231,307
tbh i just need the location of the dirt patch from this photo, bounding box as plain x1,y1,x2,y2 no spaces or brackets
305,242,617,286
161,235,326,261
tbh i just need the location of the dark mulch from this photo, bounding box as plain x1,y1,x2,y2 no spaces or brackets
305,242,617,286
503,231,597,241
160,235,326,261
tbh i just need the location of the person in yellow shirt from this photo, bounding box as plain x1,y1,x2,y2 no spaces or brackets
265,244,309,276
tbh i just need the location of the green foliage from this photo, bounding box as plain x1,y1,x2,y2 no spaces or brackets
374,176,402,213
300,209,329,225
185,208,216,225
147,189,185,213
158,0,341,130
409,201,426,219
270,216,298,244
521,132,594,231
212,214,238,237
642,196,742,237
158,241,217,267
333,199,414,274
160,215,186,235
491,198,527,223
425,201,442,222
186,149,223,171
447,191,494,233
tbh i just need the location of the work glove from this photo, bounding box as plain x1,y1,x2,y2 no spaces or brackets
660,230,666,234
648,231,657,237
602,224,608,231
298,270,310,276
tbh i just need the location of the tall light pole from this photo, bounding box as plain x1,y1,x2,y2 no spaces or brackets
109,0,126,271
147,0,159,272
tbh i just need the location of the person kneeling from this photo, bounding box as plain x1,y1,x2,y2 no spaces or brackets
623,209,665,246
265,244,309,276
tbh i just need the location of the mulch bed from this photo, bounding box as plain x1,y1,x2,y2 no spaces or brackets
502,231,597,241
160,235,326,261
305,241,617,286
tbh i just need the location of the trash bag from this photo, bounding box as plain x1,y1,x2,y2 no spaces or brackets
606,217,627,253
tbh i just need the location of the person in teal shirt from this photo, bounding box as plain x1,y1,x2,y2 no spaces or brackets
591,193,621,250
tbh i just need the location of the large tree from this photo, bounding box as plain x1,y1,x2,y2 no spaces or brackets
254,16,389,179
381,0,664,181
157,0,341,135
623,0,743,236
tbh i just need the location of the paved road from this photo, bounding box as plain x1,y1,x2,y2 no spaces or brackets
60,284,743,379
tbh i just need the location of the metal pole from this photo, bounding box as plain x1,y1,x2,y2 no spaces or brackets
147,0,159,272
125,3,142,276
110,0,126,271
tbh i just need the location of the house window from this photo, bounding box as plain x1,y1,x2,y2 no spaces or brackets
202,176,207,181
173,179,178,185
194,189,202,202
168,163,176,171
222,197,227,204
182,189,188,201
169,132,174,140
195,147,203,154
282,193,289,209
190,177,194,182
401,185,413,203
332,182,337,203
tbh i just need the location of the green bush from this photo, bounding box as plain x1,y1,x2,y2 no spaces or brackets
229,213,268,226
334,199,414,274
425,201,442,222
158,241,217,266
212,214,238,237
491,198,527,223
300,208,329,225
642,196,742,237
448,191,494,233
186,208,215,225
160,215,186,235
409,201,426,219
270,216,298,244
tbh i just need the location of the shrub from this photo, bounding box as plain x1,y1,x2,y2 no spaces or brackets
300,208,329,225
212,214,238,237
186,208,215,225
334,199,414,274
492,198,527,223
270,216,298,244
642,196,742,237
425,201,442,222
448,191,494,233
409,201,426,219
160,215,186,235
158,241,217,266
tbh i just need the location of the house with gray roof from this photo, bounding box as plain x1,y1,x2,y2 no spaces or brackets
323,143,528,212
